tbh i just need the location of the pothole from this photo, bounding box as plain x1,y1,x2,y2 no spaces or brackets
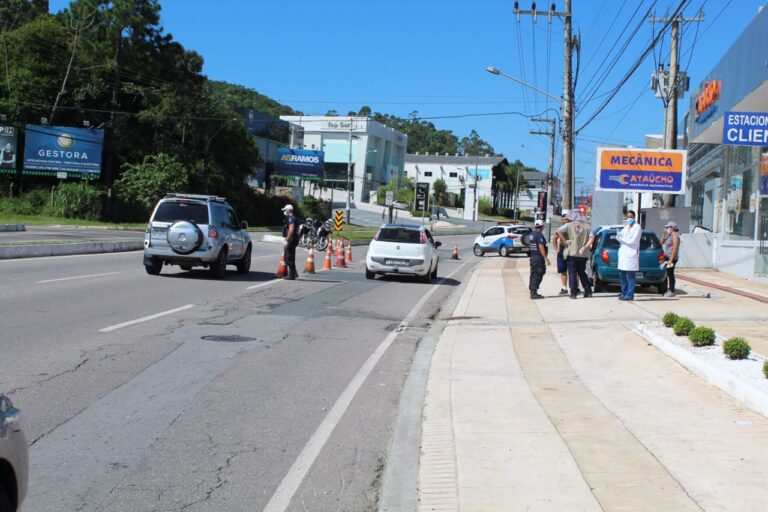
201,335,259,343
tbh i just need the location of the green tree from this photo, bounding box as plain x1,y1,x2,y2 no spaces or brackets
433,178,447,206
115,153,192,208
460,129,495,156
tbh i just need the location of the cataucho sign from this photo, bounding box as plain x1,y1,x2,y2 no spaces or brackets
595,147,687,194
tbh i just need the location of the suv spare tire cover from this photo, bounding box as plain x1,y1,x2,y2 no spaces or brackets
521,233,532,246
167,221,203,255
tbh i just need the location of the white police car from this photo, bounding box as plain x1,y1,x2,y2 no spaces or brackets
473,223,532,257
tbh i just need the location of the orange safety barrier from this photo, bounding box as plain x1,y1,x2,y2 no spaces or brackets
345,240,352,264
276,246,287,278
336,238,346,268
323,243,333,271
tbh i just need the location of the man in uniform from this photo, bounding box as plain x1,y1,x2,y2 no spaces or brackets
556,211,593,299
529,219,550,299
281,204,300,280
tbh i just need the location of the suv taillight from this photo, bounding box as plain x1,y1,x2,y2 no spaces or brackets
420,232,427,244
507,235,518,239
601,250,609,264
208,227,218,239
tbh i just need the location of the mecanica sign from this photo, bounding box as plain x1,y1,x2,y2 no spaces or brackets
595,148,687,194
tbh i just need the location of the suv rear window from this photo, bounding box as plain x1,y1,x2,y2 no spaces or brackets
153,202,209,224
377,228,421,244
603,231,661,250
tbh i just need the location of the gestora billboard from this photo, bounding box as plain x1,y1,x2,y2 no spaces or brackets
595,147,687,195
23,125,104,176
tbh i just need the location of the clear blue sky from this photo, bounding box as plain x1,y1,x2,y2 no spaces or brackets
49,0,766,193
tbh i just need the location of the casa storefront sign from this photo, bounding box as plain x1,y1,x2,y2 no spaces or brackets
23,125,104,176
722,111,768,146
275,148,324,178
595,147,687,194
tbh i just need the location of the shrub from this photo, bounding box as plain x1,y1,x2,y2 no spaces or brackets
763,361,768,379
689,326,716,347
49,182,105,220
662,312,680,328
723,337,751,360
673,317,695,336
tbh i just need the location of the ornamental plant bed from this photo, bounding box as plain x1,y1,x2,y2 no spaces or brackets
633,321,768,414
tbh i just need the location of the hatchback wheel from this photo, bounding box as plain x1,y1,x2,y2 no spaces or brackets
365,267,376,280
657,280,668,295
593,271,605,293
431,261,438,280
210,247,228,279
473,244,484,257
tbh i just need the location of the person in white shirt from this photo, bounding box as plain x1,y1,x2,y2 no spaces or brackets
616,210,642,301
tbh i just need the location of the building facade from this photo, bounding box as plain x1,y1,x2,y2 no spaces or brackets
684,4,768,281
279,116,407,205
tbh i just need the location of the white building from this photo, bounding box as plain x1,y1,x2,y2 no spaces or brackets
404,154,505,220
279,116,407,205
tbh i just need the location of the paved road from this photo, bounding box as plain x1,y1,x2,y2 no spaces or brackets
1,234,481,511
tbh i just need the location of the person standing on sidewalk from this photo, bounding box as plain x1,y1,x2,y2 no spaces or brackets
661,221,681,297
529,219,550,299
553,213,579,296
556,211,593,299
281,204,300,280
616,210,642,301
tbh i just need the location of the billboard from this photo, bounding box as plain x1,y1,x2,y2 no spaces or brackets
242,109,290,145
275,148,324,178
595,148,687,195
722,111,768,146
23,125,104,177
0,125,18,172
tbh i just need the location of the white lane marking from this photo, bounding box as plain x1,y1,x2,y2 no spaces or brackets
99,304,195,333
263,259,472,512
38,272,120,284
246,279,282,290
0,250,141,263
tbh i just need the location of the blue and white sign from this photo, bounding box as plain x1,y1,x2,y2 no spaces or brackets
23,125,104,176
722,111,768,146
275,148,324,178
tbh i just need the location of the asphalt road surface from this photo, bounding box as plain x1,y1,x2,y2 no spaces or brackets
1,234,484,511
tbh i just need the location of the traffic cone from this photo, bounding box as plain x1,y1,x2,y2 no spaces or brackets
304,244,316,274
276,247,287,278
323,243,333,271
345,240,352,265
336,238,346,268
451,243,460,260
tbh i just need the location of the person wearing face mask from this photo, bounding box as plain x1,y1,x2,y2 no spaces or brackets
281,204,300,280
616,210,642,301
661,221,681,297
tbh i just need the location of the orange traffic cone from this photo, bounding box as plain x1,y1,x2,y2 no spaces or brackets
276,246,287,278
336,238,346,268
304,244,316,274
323,243,333,271
345,240,352,265
451,243,460,260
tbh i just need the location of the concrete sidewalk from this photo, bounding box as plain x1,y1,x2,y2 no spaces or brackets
418,257,768,511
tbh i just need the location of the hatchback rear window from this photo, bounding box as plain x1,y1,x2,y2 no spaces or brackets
603,231,661,250
153,202,209,224
377,228,421,244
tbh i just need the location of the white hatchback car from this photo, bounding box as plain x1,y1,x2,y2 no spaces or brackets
365,224,441,282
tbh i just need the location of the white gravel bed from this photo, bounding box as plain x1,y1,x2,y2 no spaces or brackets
633,321,768,417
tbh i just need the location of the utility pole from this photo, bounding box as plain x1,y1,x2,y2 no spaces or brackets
531,117,556,238
513,0,573,210
649,10,703,207
345,118,353,224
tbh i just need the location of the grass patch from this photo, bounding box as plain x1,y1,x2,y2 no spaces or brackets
0,214,145,229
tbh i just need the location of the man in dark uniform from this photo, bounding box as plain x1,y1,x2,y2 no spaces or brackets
529,219,550,299
281,204,300,280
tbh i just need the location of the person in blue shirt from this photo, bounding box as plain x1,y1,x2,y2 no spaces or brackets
281,204,300,280
529,220,550,299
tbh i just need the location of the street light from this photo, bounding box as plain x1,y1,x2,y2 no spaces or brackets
486,66,561,103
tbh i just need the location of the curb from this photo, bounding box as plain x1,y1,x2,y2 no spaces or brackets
632,322,768,418
0,224,26,232
0,240,144,259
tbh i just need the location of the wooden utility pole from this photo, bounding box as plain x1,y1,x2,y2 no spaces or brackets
649,10,703,206
513,1,573,210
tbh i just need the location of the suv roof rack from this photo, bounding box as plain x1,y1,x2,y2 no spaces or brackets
164,193,228,203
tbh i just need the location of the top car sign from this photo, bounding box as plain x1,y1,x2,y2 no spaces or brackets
595,147,687,195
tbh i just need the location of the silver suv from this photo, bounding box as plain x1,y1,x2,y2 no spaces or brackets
0,395,27,512
143,194,252,278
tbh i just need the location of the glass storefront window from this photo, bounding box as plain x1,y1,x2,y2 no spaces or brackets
722,146,760,240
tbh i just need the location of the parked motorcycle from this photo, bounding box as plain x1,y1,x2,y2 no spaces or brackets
298,217,330,251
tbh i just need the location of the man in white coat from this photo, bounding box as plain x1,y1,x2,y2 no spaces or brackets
616,210,642,301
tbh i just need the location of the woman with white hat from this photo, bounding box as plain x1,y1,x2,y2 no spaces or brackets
661,221,681,297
